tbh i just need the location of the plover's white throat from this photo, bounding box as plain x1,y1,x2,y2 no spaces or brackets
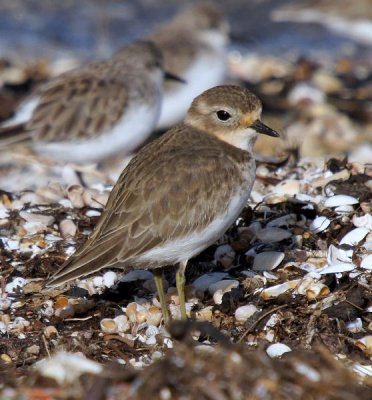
47,85,280,321
150,3,229,129
0,41,182,164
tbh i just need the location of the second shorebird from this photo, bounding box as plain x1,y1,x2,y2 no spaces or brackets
150,3,229,129
0,41,181,164
47,85,279,321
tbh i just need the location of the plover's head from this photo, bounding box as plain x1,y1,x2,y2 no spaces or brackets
114,40,184,83
175,3,229,44
185,85,279,151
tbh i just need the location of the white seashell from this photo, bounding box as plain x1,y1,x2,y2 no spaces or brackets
192,272,229,292
334,205,355,214
260,279,301,300
256,227,292,243
324,195,359,208
208,280,239,296
5,277,28,293
352,214,372,231
19,211,55,226
0,207,9,218
309,216,331,233
213,291,224,305
363,241,372,251
327,244,353,264
100,318,118,334
59,219,77,238
294,363,321,382
0,298,11,311
0,321,7,333
145,335,157,346
250,191,264,203
145,325,159,337
253,251,284,271
103,271,117,287
35,351,103,385
235,304,259,323
59,199,73,208
23,221,46,234
266,214,296,228
273,180,300,195
360,254,372,270
120,269,153,282
45,234,63,242
114,315,130,333
85,210,101,217
266,343,292,358
319,263,356,274
355,336,372,356
340,227,369,246
346,318,364,333
92,276,104,288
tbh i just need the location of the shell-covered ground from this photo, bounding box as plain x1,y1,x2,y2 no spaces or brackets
0,5,372,399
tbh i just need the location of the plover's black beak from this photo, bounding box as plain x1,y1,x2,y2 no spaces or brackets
164,71,186,84
251,120,280,137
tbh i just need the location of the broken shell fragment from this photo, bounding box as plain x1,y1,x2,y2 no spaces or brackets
309,216,331,233
327,244,352,264
324,195,359,208
252,251,285,271
192,272,229,292
319,263,356,274
114,315,130,333
256,227,292,243
100,318,118,334
355,336,372,356
360,254,372,270
19,211,55,226
346,318,363,333
235,304,259,323
266,343,292,358
260,279,301,300
103,271,117,288
209,280,239,305
339,227,369,246
352,214,372,230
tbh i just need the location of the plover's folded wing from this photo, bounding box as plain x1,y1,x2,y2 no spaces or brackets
47,125,250,287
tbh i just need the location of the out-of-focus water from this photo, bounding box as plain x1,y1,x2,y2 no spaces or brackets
0,0,370,62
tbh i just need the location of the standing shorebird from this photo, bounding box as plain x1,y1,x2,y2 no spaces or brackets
0,41,182,164
47,85,279,321
150,3,229,129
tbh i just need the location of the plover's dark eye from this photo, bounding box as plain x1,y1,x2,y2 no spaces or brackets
216,110,231,121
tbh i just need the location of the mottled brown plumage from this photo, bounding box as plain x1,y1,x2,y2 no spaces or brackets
47,85,279,320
